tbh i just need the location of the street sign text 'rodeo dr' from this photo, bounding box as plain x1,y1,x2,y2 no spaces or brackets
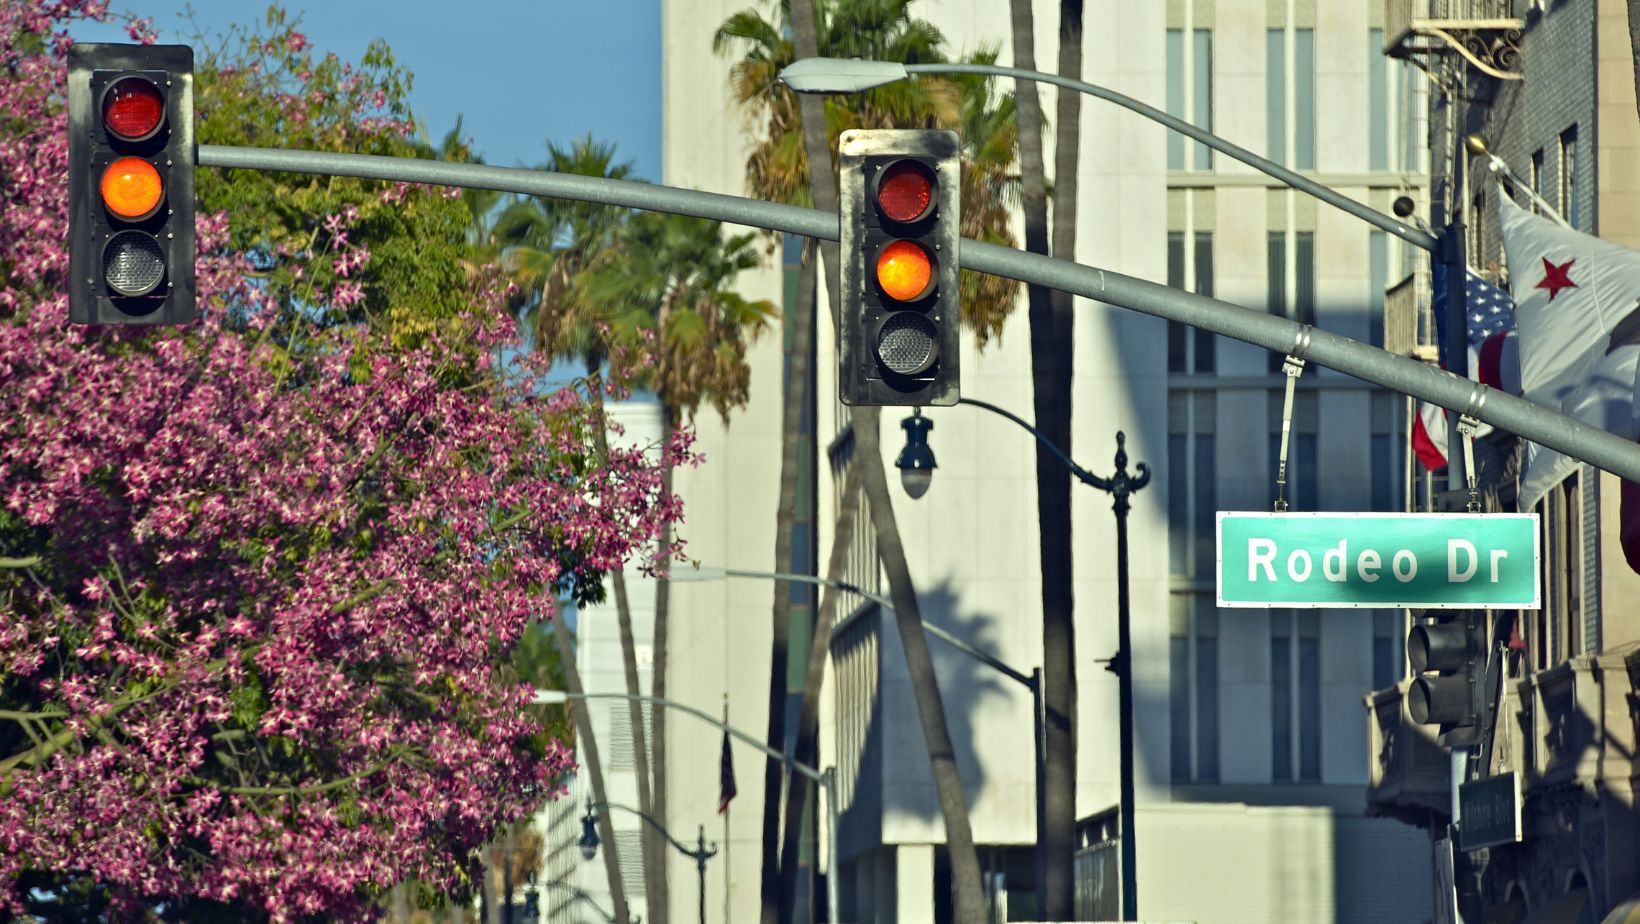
1217,513,1540,609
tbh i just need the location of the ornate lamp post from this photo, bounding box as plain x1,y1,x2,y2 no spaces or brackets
897,398,1150,920
580,799,717,924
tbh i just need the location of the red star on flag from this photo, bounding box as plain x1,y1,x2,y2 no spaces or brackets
1536,256,1578,301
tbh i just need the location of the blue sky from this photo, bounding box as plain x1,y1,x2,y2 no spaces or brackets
69,0,663,179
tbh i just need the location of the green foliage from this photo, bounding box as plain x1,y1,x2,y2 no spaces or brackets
187,5,486,351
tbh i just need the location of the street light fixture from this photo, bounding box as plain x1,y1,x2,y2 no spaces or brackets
670,564,1048,918
579,798,718,924
894,408,937,499
578,809,600,862
905,396,1150,921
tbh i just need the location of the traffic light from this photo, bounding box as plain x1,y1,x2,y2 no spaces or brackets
837,129,960,406
1407,611,1488,745
67,43,196,325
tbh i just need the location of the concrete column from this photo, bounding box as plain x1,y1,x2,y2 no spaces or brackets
895,845,935,923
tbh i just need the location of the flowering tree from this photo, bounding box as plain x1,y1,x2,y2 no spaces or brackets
0,3,686,920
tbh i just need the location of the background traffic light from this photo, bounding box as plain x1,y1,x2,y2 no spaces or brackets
837,129,960,406
1407,610,1489,745
68,43,196,325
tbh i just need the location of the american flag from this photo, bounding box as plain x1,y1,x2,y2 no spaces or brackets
1412,263,1518,471
1432,260,1516,375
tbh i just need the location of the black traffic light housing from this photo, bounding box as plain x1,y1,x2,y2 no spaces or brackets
838,129,960,406
1407,610,1489,746
68,43,196,325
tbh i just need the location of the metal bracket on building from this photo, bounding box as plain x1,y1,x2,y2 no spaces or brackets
1273,328,1311,513
1389,19,1523,83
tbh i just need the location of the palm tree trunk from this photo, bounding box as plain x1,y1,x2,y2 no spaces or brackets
583,366,662,920
547,610,631,924
759,242,816,924
850,406,988,921
649,409,676,924
1006,0,1077,916
777,461,861,920
783,0,985,914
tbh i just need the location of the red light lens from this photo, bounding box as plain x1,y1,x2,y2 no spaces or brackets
876,161,934,223
103,77,165,141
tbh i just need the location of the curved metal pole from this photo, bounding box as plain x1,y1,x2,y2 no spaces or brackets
589,803,714,924
591,800,715,861
537,879,624,924
958,397,1102,488
195,146,1640,484
533,689,824,784
535,689,841,923
895,62,1437,252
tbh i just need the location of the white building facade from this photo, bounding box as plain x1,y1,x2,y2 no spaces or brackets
655,0,1439,921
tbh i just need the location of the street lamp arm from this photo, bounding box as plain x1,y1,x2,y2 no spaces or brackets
195,146,1640,485
715,568,1036,688
898,61,1436,252
957,397,1104,490
532,689,826,785
590,802,717,860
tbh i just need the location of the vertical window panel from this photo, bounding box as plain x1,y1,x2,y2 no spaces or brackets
1196,607,1219,783
1298,613,1321,782
1295,29,1315,170
1295,232,1315,325
1170,596,1191,782
1166,30,1185,170
1266,30,1286,167
1559,126,1580,230
1168,231,1187,373
1369,29,1387,171
1192,29,1213,170
1271,612,1292,782
1194,232,1216,371
1369,231,1387,348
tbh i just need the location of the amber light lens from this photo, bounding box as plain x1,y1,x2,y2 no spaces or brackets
100,157,164,221
876,239,935,302
103,77,165,141
876,161,935,223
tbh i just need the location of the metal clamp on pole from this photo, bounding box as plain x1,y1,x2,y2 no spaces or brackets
1459,383,1489,513
1458,414,1483,513
1273,328,1312,513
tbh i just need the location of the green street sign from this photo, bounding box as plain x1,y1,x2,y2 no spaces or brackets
1217,512,1540,609
1459,772,1522,850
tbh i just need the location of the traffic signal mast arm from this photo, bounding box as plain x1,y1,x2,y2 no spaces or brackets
195,144,1640,485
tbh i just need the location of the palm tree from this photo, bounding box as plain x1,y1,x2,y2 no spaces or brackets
492,134,647,924
716,1,1015,920
582,210,776,924
1007,0,1083,916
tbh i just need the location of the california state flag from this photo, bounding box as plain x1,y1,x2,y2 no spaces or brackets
1497,192,1640,511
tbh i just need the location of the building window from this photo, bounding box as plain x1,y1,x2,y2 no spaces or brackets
1536,474,1582,670
1266,29,1315,169
1371,391,1401,511
1372,610,1404,692
1369,231,1387,349
1167,28,1214,170
1169,388,1219,784
1470,192,1487,268
1271,610,1322,782
1170,597,1220,783
1368,29,1387,171
1559,126,1580,230
1268,389,1318,510
1168,231,1216,373
1267,230,1315,372
1530,149,1545,216
1168,391,1217,576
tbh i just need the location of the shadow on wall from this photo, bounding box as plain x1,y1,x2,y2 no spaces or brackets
834,576,1015,859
